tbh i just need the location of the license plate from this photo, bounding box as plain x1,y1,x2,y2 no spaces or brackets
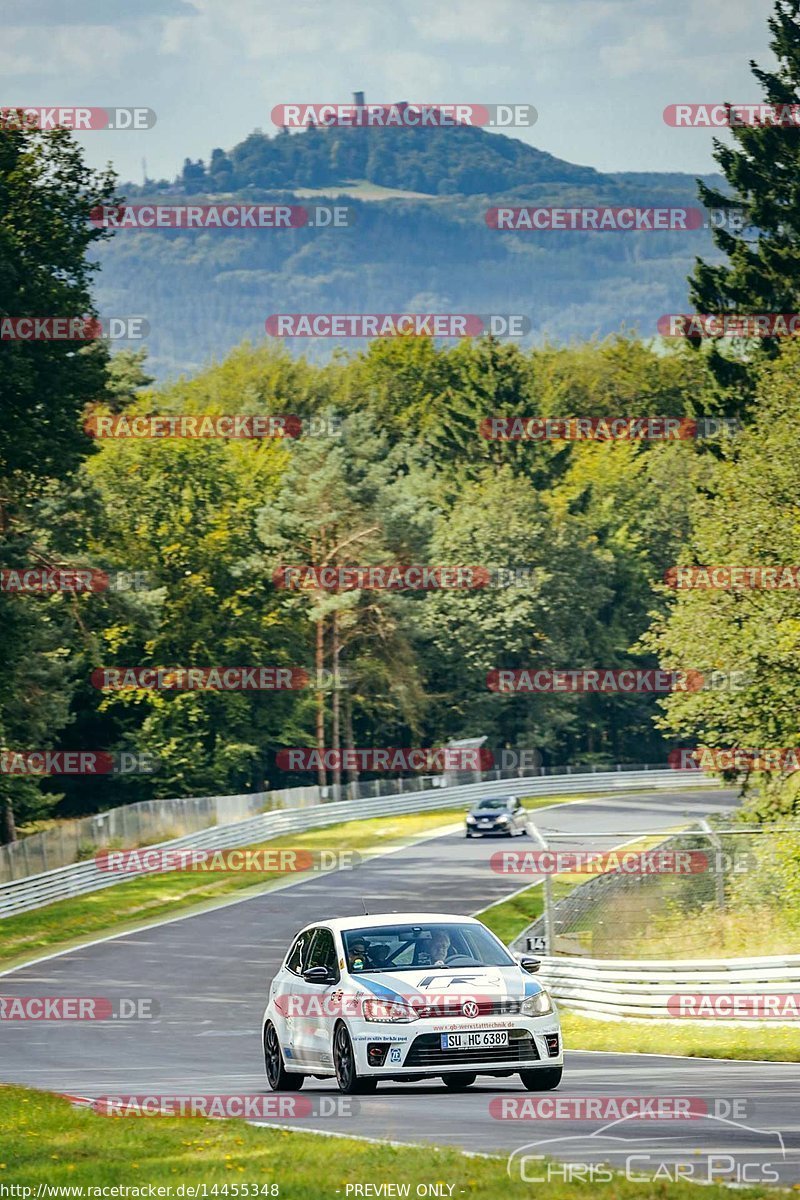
440,1030,509,1050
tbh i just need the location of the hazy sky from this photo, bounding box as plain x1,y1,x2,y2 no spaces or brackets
3,0,775,184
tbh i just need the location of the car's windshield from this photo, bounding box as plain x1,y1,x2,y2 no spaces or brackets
342,923,515,971
476,798,509,810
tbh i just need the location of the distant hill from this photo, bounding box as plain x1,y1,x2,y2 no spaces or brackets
96,120,727,379
129,118,607,198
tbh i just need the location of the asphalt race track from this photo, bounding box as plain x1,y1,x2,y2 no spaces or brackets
2,789,799,1187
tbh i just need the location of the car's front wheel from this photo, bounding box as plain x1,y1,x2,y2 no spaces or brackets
442,1073,477,1090
264,1022,304,1091
333,1022,378,1094
520,1066,562,1091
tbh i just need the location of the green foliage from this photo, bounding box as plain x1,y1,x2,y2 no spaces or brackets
0,123,119,834
54,331,718,811
642,342,800,817
0,124,117,479
689,1,800,409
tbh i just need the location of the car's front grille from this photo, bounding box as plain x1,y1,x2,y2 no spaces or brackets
404,1030,539,1068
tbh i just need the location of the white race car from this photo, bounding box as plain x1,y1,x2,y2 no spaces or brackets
261,912,562,1094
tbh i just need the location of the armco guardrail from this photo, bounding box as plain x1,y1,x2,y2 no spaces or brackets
535,953,800,1020
0,768,719,920
0,786,324,883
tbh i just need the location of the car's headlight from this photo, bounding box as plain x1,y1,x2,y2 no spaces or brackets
362,997,419,1023
521,990,553,1016
496,813,510,823
466,815,476,824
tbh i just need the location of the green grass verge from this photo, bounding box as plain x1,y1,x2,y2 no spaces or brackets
624,901,800,960
560,1010,800,1062
474,884,545,944
0,1085,774,1199
476,880,575,945
0,810,462,971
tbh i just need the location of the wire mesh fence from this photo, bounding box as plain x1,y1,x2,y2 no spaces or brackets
0,788,316,884
519,822,800,960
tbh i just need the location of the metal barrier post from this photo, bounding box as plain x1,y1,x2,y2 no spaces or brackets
527,820,554,955
697,818,726,911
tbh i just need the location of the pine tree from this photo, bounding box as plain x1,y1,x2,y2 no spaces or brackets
688,0,800,412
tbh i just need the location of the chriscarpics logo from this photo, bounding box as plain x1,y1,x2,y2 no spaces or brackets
507,1113,788,1186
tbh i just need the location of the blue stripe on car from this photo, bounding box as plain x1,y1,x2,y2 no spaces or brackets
356,977,406,1004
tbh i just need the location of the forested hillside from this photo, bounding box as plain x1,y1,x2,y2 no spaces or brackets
96,121,726,379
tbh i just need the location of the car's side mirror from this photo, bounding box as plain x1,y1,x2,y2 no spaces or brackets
303,965,335,984
519,956,541,975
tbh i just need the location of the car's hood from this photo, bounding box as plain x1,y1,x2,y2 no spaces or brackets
352,964,541,1002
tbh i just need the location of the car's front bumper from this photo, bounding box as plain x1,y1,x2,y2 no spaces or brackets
350,1016,562,1076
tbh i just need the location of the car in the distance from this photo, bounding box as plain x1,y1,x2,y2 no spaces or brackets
261,912,561,1094
465,795,528,837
